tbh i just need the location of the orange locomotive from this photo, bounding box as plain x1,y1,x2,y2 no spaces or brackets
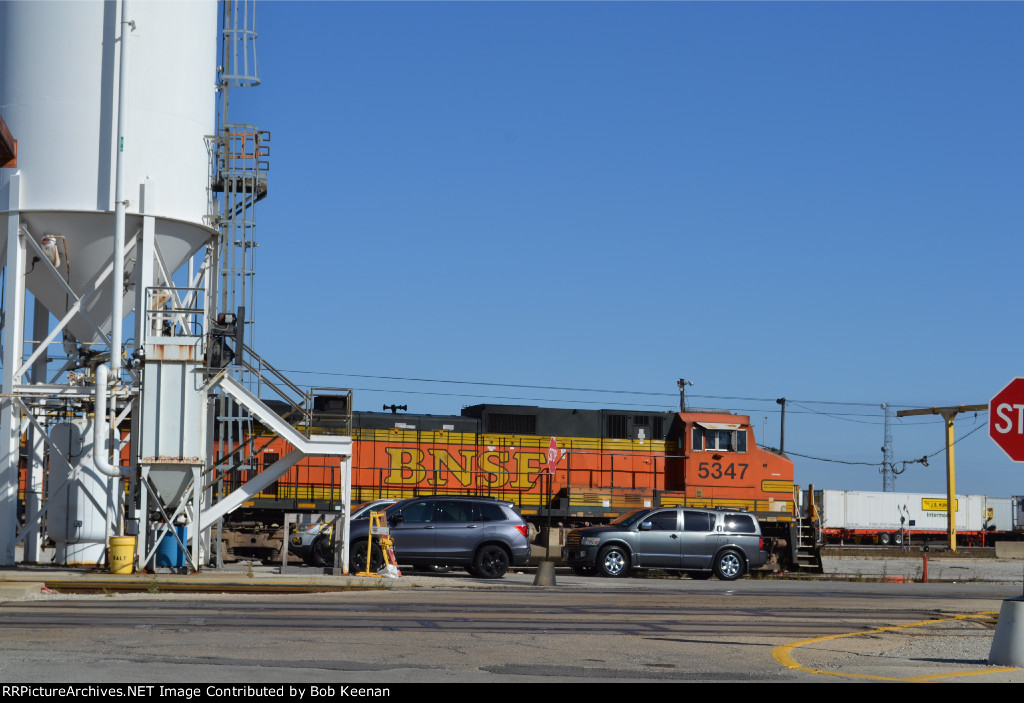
222,403,807,568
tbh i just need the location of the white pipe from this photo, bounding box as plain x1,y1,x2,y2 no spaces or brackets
111,0,133,379
93,365,130,478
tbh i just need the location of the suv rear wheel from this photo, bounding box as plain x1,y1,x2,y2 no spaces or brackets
472,545,510,579
597,545,631,578
714,549,744,581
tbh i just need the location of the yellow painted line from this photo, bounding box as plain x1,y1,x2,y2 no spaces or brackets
772,611,1019,682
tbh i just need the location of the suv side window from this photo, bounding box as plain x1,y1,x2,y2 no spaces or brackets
682,510,714,532
723,514,757,534
435,500,480,523
396,500,434,523
644,510,679,531
479,503,507,521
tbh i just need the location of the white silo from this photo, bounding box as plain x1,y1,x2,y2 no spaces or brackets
0,0,219,565
0,0,217,343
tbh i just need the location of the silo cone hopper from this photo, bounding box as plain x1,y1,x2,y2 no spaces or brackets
9,211,213,345
145,465,196,516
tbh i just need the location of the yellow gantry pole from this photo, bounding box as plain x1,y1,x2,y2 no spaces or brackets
896,405,986,552
942,410,957,550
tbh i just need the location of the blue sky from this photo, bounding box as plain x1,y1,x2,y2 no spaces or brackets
227,1,1024,498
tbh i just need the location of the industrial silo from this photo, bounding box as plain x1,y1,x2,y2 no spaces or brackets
0,0,217,342
0,0,219,565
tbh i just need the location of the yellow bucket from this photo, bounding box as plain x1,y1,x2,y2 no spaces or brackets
108,536,136,575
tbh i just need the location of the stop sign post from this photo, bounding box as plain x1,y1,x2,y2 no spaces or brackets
990,378,1024,462
989,380,1024,638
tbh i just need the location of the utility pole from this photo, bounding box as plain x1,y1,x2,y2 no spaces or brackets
896,404,985,551
881,403,895,491
776,398,787,453
678,379,693,412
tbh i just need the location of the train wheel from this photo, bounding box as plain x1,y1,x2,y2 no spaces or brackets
597,546,631,578
714,550,744,581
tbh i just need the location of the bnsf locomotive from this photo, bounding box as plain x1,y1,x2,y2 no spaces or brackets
220,403,815,570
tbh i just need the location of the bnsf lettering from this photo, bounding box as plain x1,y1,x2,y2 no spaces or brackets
426,448,476,487
384,447,427,484
477,451,510,488
383,447,547,489
697,462,748,480
512,451,545,489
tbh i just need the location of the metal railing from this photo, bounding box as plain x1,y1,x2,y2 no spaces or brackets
237,342,352,438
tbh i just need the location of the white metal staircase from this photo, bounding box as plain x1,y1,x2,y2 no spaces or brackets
198,369,351,533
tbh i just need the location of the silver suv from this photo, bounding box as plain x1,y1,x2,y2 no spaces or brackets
348,496,532,579
563,507,767,580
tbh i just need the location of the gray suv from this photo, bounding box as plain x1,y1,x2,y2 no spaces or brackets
563,507,767,580
348,496,532,579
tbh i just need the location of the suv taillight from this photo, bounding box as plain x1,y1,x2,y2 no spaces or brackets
759,538,765,551
515,524,528,538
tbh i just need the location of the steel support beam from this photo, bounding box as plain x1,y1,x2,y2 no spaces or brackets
0,174,25,565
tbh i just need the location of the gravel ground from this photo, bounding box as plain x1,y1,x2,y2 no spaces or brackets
822,555,1024,584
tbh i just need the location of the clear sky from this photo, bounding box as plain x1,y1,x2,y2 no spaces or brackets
227,0,1024,499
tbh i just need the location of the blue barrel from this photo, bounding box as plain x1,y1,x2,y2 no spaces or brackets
155,525,187,567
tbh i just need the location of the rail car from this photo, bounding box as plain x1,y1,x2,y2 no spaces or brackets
218,403,813,569
816,489,1024,547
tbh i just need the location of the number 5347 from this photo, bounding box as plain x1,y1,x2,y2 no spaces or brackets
697,462,748,479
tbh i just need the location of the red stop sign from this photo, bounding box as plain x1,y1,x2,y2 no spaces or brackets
990,378,1024,461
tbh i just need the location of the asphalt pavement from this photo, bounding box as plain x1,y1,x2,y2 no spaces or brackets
0,552,1022,599
2,553,1024,683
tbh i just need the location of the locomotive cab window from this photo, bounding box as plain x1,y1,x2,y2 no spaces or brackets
691,424,747,452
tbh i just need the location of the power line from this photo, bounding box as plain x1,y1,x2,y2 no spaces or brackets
786,420,989,470
283,370,670,397
349,386,675,410
924,421,988,460
781,450,881,467
279,367,978,412
787,401,883,426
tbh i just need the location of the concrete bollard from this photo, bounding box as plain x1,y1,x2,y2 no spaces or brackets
533,560,557,586
989,597,1024,666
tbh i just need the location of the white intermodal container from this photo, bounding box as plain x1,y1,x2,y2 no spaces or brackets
819,489,1012,544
